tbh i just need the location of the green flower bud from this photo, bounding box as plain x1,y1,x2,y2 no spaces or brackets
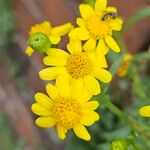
28,32,51,53
111,139,128,150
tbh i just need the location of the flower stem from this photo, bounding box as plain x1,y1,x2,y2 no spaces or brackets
100,97,129,122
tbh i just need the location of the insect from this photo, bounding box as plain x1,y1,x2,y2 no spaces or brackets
102,11,117,21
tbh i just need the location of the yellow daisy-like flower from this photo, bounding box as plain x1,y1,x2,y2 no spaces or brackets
69,0,123,54
139,105,150,117
31,77,100,141
39,40,112,95
25,21,73,56
117,54,132,77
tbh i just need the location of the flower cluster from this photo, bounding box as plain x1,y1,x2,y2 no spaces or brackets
27,0,123,141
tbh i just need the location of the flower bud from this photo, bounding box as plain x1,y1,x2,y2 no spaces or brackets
28,32,51,53
111,139,128,150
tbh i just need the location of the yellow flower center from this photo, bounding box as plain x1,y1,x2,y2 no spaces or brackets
86,15,111,38
66,53,93,78
52,97,82,129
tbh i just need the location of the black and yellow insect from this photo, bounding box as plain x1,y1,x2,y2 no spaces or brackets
102,12,117,21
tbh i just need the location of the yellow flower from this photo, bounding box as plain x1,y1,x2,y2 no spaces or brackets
139,105,150,117
31,77,100,141
117,54,132,77
39,40,112,95
69,0,123,54
25,21,73,56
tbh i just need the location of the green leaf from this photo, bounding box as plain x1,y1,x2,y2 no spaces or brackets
123,7,150,32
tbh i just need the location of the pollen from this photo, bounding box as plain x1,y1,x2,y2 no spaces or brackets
66,53,93,78
52,97,82,129
86,15,110,38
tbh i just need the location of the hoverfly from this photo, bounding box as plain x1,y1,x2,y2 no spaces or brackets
102,11,117,21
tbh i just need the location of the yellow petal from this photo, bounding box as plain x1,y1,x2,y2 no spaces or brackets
46,48,69,57
56,75,71,97
92,112,100,121
52,23,73,36
110,18,123,31
35,117,55,128
105,6,117,13
83,111,100,121
71,78,84,101
73,124,91,141
31,103,51,116
84,75,100,95
49,35,60,44
96,39,109,55
84,101,99,110
80,115,96,126
79,4,94,20
46,84,58,100
92,54,108,68
93,68,112,83
76,18,86,27
67,39,82,54
98,55,108,68
34,93,52,108
105,35,121,53
95,0,107,13
81,111,99,126
69,27,90,40
43,55,67,66
39,67,65,80
79,88,92,104
42,21,51,26
139,106,150,117
25,46,34,56
29,21,52,35
83,38,96,51
56,126,67,140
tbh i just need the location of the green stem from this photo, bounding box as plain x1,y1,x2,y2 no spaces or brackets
100,97,129,122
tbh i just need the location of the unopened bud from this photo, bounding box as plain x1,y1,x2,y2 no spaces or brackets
28,32,51,53
111,139,128,150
